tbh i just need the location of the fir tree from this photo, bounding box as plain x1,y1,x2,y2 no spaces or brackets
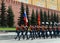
54,12,56,22
0,0,7,27
18,3,24,26
44,11,47,25
56,14,59,23
7,6,14,27
36,9,38,25
48,10,50,27
51,12,54,28
31,9,36,25
40,9,44,25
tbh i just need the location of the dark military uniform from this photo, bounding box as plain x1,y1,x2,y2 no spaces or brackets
45,27,49,38
37,25,41,38
15,26,20,40
53,27,57,38
41,26,45,39
49,27,53,38
24,26,29,39
31,26,35,40
29,25,33,39
21,25,25,39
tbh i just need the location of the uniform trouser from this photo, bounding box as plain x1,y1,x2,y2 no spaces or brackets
45,31,49,38
15,30,20,40
58,31,60,37
29,31,32,38
41,31,45,39
57,30,59,37
21,31,25,39
25,30,29,39
38,30,41,38
31,30,35,39
35,30,38,38
49,31,52,38
54,31,57,38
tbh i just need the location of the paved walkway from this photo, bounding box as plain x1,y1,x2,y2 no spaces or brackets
0,38,60,43
0,32,16,40
0,32,60,43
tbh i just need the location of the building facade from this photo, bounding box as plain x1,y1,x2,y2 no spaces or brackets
15,0,60,11
0,0,60,26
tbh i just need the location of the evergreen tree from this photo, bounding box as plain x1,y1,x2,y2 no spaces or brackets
51,12,54,28
18,3,24,26
40,9,44,25
56,14,59,23
36,9,38,25
7,6,14,27
44,11,47,25
54,12,56,22
26,5,30,26
31,9,36,25
0,0,7,27
48,10,50,27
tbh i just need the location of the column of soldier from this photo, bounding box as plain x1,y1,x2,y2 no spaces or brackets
15,24,60,40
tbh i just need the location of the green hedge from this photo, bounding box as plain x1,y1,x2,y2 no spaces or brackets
0,28,16,30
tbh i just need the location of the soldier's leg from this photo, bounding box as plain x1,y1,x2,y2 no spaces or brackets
57,30,59,37
40,30,42,38
29,31,31,39
54,30,55,38
15,31,19,39
44,31,46,39
21,31,25,39
46,31,47,38
38,30,41,38
31,30,33,40
42,31,44,39
51,31,53,38
23,31,25,39
35,30,37,38
46,31,49,38
19,30,22,40
55,31,57,38
26,30,29,40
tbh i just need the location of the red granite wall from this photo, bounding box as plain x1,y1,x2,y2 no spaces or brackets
0,0,60,26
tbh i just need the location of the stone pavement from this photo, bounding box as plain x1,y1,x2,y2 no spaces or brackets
0,32,60,43
0,32,16,40
0,38,60,43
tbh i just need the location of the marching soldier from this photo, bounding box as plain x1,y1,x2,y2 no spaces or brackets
45,26,49,38
49,26,53,38
41,25,45,39
29,25,32,39
53,26,57,38
24,25,29,40
31,25,35,40
58,26,60,37
35,25,39,38
15,25,20,40
37,25,41,38
34,25,38,38
20,24,25,39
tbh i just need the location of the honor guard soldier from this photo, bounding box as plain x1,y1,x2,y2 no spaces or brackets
29,25,33,39
53,26,57,38
37,25,41,38
49,26,53,38
41,25,45,39
31,25,35,40
24,25,29,40
58,26,60,37
15,25,20,40
21,24,25,39
45,26,49,38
